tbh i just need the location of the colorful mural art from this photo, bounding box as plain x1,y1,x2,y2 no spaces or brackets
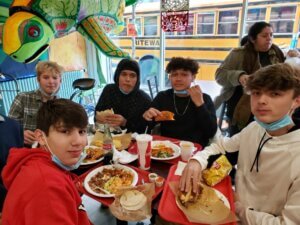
0,0,138,64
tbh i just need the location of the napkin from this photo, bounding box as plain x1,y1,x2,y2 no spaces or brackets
113,149,138,164
175,161,187,176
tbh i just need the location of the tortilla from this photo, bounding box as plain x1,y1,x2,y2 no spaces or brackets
96,109,114,117
120,190,147,211
155,111,175,121
176,184,230,224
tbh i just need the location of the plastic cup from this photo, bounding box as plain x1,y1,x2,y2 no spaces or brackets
136,134,153,170
180,141,194,161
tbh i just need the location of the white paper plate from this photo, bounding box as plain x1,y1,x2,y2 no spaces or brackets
151,140,181,160
113,149,138,164
84,164,138,198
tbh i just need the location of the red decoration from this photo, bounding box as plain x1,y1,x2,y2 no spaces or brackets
161,11,189,32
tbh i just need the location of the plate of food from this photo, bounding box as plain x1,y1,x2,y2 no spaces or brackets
84,164,138,198
176,184,231,224
151,141,181,160
81,146,105,165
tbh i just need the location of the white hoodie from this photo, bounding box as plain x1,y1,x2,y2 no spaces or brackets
193,121,300,225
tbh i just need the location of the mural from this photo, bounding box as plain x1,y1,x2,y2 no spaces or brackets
0,0,138,64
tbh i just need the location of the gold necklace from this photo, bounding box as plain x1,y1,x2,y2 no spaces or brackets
173,94,190,116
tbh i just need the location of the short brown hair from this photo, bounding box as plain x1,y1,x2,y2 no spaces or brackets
36,99,88,135
246,63,300,97
36,61,64,79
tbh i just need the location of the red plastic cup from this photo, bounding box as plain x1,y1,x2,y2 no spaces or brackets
136,134,153,170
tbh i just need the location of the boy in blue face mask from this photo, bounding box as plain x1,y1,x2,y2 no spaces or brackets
179,63,300,224
2,99,92,225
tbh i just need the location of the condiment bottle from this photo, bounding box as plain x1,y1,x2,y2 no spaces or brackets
103,124,114,165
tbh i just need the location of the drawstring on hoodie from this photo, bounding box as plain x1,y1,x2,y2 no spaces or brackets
250,132,272,172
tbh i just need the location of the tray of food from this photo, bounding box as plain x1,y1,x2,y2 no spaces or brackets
158,164,236,225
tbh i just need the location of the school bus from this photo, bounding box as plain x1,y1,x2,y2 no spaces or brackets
111,0,300,82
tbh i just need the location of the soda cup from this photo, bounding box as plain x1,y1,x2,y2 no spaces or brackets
136,134,152,170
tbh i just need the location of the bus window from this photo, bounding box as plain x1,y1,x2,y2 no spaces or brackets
118,18,127,36
270,6,296,34
144,16,158,36
129,18,142,36
178,13,194,35
218,10,239,35
197,12,215,35
245,8,266,32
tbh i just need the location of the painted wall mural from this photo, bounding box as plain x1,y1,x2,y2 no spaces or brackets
0,0,138,64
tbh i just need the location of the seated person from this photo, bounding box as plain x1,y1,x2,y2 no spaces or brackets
8,61,64,146
95,58,151,133
180,63,300,224
0,115,23,213
285,49,300,69
2,99,91,224
143,57,217,147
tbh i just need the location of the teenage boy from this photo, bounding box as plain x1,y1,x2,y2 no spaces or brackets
143,57,217,147
9,61,64,146
180,63,300,224
2,99,92,225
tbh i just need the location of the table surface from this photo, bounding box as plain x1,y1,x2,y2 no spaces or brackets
76,135,235,224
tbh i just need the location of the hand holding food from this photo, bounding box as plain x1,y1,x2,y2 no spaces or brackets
96,109,114,123
187,85,204,107
179,159,202,194
143,107,162,121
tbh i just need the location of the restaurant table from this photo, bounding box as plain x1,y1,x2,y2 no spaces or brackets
77,135,236,224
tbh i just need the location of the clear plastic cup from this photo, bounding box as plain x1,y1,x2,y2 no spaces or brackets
136,134,153,170
179,141,194,161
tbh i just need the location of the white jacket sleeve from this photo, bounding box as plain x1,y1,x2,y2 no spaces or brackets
192,133,241,169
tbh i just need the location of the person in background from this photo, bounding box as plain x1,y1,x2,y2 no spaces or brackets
180,63,300,224
0,115,23,220
2,99,92,225
143,57,217,147
214,21,285,137
8,61,64,146
95,58,151,134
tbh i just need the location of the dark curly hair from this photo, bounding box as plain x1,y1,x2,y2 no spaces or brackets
166,57,199,75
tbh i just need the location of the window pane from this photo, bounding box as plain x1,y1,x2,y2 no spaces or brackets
178,13,194,35
129,18,142,36
219,10,239,23
197,13,214,35
218,23,238,34
247,8,266,21
118,19,127,36
270,21,294,33
270,6,296,20
144,16,158,36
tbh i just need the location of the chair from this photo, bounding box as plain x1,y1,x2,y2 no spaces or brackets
147,75,159,100
70,78,96,117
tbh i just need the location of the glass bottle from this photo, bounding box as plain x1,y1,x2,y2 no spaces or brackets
103,124,113,165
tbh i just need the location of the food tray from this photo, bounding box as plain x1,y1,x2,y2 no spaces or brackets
158,164,236,225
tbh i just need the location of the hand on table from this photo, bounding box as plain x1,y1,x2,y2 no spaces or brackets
24,130,37,145
143,107,162,121
179,159,202,194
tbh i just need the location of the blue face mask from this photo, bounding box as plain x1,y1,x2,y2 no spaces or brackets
174,90,188,95
254,115,294,131
51,153,86,171
119,87,130,95
42,133,86,171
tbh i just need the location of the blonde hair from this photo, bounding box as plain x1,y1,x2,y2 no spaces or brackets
36,61,64,78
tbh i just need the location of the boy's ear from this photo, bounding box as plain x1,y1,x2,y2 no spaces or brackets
34,129,46,146
292,96,300,111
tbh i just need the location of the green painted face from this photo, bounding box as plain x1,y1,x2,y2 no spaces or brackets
8,16,54,63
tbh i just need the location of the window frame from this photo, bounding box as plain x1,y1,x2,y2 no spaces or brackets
217,9,240,35
269,6,296,34
196,12,215,36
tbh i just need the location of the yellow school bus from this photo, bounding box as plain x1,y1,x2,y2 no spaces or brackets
111,0,300,82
